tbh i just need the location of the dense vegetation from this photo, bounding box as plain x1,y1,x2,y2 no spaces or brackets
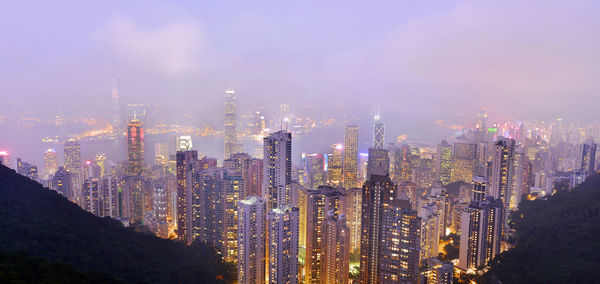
0,165,235,283
0,251,121,283
480,174,600,283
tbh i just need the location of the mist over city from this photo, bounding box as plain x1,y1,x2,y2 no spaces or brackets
1,1,600,283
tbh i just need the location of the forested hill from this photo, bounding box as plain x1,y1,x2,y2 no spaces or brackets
0,164,234,283
480,173,600,283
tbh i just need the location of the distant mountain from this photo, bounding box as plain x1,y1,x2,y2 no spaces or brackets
0,164,235,283
480,174,600,283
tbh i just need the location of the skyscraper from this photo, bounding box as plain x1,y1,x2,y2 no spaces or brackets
342,187,362,253
366,148,389,179
450,141,478,183
300,153,326,190
263,130,292,210
224,89,240,160
322,212,350,284
360,167,395,283
343,125,359,188
246,158,263,197
360,167,421,284
268,206,299,284
373,113,385,149
238,196,267,284
436,140,453,185
458,198,503,271
127,118,144,175
64,139,82,200
580,140,597,177
82,178,100,215
176,150,198,242
51,166,71,199
43,148,58,180
303,186,345,283
471,176,488,202
327,144,343,187
490,137,515,235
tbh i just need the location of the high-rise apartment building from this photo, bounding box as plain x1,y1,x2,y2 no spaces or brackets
268,206,299,284
322,212,350,284
82,178,100,215
246,158,263,197
127,118,144,175
343,125,359,188
263,131,292,210
176,150,198,242
490,138,515,235
300,153,326,190
303,186,345,283
342,187,362,253
238,196,267,284
51,166,71,199
458,198,503,271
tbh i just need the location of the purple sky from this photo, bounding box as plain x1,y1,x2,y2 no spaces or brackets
1,0,600,154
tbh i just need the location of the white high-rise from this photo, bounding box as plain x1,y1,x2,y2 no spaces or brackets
263,130,292,210
268,206,299,284
238,196,267,284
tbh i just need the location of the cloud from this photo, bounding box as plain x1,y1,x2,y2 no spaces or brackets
97,15,208,74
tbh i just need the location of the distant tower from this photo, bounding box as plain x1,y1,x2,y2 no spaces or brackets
373,110,385,149
64,139,82,198
112,78,120,134
127,118,144,175
263,131,292,210
224,89,240,160
43,148,58,179
343,125,359,188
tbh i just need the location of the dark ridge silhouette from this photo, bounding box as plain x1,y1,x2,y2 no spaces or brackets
0,164,235,283
480,174,600,284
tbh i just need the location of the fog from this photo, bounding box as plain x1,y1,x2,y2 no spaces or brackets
1,0,599,166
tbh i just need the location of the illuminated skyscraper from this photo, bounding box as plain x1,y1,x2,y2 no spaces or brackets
224,89,241,160
303,186,345,283
101,176,118,218
176,150,198,242
490,137,515,235
246,158,263,197
51,166,71,199
43,148,58,179
327,144,343,187
471,176,488,202
300,153,326,190
238,196,267,284
268,206,299,284
322,212,350,284
342,187,362,253
450,141,478,183
127,118,144,175
343,125,359,188
458,198,503,271
177,135,193,151
373,112,385,149
64,139,82,198
263,130,292,210
82,178,100,215
360,167,420,284
94,153,106,177
224,152,253,200
436,140,453,185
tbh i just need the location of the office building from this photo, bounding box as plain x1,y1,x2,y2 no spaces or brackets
43,148,58,180
224,89,241,159
366,148,389,179
127,118,144,175
343,125,359,188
